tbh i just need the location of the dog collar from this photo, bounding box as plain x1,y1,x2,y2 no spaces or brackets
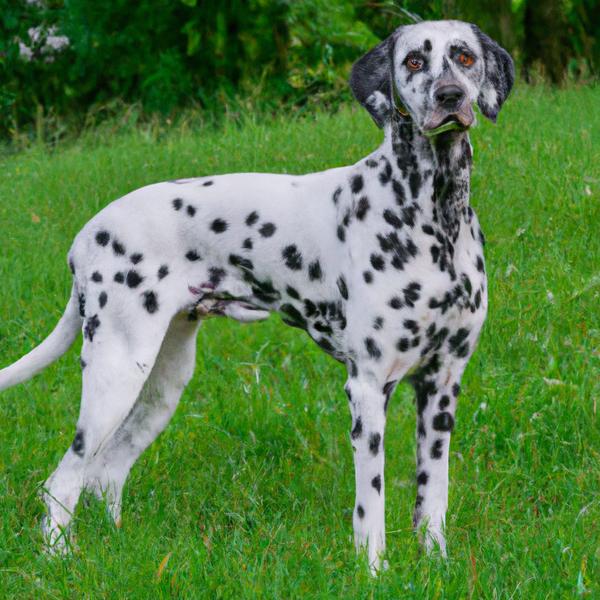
393,85,411,119
396,103,410,118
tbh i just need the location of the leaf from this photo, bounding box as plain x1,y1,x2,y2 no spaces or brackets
543,377,564,386
155,552,172,582
576,570,587,595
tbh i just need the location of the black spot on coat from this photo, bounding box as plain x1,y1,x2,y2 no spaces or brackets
356,196,370,220
404,319,419,334
209,267,226,286
72,430,85,457
417,471,429,486
211,218,228,233
112,239,126,255
397,338,410,352
364,337,382,359
308,260,322,281
245,211,259,226
389,296,403,310
369,432,381,455
332,186,342,204
371,475,381,494
186,250,202,262
84,314,101,341
316,337,335,353
142,291,159,314
96,231,110,246
383,209,403,229
432,412,455,432
370,254,385,271
282,245,303,270
280,303,307,330
337,276,348,300
351,175,364,194
126,270,144,288
431,439,443,459
78,293,86,317
259,222,276,238
286,285,300,300
229,254,253,271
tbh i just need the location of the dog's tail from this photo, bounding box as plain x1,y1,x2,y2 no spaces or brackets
0,284,82,392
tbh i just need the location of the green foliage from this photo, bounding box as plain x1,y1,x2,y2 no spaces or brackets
0,0,598,140
0,85,599,597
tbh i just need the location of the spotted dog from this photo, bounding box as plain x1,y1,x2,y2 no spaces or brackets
0,20,513,572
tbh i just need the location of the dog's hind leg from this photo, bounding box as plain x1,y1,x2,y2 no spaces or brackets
41,311,172,553
85,313,201,524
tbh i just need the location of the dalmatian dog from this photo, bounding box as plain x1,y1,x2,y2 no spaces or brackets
0,20,513,572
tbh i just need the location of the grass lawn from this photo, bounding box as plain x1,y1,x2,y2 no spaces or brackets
0,85,599,598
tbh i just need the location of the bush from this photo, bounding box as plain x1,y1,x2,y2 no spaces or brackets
1,0,598,142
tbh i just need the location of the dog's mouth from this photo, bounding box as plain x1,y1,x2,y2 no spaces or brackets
423,104,474,137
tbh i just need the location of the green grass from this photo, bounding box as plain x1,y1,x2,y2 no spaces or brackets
1,85,599,598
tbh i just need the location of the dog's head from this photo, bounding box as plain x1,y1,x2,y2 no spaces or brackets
350,20,514,134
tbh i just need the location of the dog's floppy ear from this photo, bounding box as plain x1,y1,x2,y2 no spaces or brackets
471,25,515,122
349,33,398,128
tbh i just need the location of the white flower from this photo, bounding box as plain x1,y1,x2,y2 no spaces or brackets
18,40,33,61
27,26,43,44
17,24,70,63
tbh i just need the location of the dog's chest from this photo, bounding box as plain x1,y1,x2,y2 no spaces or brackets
336,177,487,364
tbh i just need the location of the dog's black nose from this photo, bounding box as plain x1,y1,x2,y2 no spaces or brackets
435,85,465,109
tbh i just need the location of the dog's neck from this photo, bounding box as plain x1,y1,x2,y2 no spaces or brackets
381,115,472,241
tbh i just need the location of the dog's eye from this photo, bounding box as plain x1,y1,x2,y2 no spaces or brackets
458,53,474,67
406,56,424,72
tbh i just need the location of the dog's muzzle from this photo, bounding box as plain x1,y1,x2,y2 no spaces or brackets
423,84,474,136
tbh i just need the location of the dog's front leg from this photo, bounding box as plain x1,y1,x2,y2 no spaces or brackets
345,376,387,573
411,356,471,557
